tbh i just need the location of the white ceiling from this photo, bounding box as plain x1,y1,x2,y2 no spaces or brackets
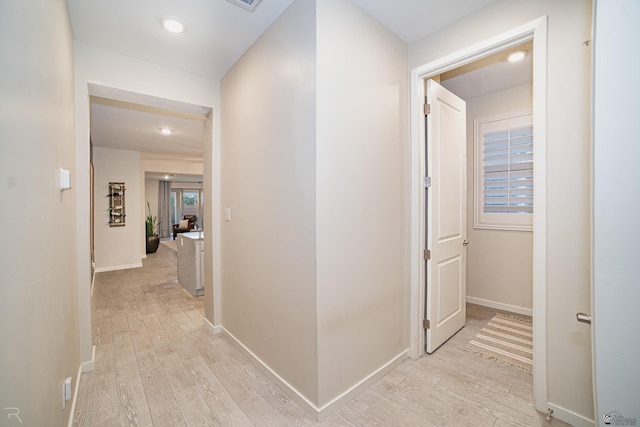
145,172,203,183
90,96,206,160
67,0,500,80
350,0,499,44
67,0,296,80
441,41,533,100
70,0,518,164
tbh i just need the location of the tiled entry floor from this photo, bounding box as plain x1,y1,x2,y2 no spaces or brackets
74,245,569,426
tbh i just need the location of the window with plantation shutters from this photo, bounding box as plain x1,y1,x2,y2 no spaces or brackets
474,112,533,231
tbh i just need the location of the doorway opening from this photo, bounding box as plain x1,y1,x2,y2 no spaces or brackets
89,88,209,262
87,83,215,342
423,38,535,352
409,17,548,414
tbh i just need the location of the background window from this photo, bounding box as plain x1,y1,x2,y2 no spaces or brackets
170,188,204,229
474,112,533,231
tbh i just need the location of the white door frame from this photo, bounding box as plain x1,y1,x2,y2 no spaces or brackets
408,16,549,413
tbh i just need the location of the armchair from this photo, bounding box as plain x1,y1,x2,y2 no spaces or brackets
172,215,197,239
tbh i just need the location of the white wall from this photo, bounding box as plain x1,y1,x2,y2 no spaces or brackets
93,147,142,271
75,43,220,363
221,0,409,413
410,1,593,423
171,182,203,189
315,0,409,408
464,83,533,314
221,0,319,405
593,0,640,424
0,0,80,425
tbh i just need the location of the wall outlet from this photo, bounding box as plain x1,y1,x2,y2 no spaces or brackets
62,377,72,408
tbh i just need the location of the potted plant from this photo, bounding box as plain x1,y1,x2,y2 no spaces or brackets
145,201,161,254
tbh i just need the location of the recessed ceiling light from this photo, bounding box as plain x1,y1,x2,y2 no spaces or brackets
508,50,527,63
162,17,185,34
160,128,173,135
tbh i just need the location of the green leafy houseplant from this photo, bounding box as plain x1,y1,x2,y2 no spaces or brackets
145,201,161,254
145,201,160,237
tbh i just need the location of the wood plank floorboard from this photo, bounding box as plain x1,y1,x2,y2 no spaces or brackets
118,375,152,426
75,245,570,426
185,356,254,427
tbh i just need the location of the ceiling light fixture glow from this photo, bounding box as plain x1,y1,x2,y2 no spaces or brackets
160,128,173,135
507,50,527,63
162,17,185,34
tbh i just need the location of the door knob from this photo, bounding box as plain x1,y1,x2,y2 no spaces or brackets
576,312,592,324
462,240,470,247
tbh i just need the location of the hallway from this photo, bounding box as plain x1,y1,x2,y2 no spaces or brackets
74,246,568,426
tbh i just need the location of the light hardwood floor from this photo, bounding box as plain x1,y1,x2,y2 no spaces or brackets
74,245,570,426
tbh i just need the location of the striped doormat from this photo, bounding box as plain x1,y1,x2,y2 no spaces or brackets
465,313,533,374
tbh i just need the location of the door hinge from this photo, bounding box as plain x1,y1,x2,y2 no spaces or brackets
424,176,431,188
423,249,431,261
423,319,430,329
424,103,431,115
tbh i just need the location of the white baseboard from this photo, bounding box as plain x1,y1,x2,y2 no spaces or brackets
466,296,533,317
81,345,96,373
547,403,595,427
68,345,95,427
316,349,408,420
202,317,222,335
221,326,320,417
221,325,408,420
67,364,83,427
90,271,95,299
94,262,143,273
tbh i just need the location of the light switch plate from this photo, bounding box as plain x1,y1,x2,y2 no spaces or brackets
59,168,71,190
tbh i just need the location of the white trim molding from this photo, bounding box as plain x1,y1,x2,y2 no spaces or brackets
68,345,95,427
316,350,408,420
67,364,84,427
466,296,533,317
81,345,96,373
93,262,143,273
409,15,548,415
202,316,222,335
90,270,95,299
548,403,595,427
221,326,407,420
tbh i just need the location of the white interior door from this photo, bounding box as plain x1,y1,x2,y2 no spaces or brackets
425,79,467,354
